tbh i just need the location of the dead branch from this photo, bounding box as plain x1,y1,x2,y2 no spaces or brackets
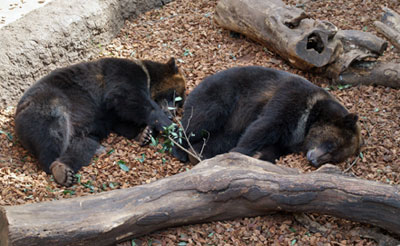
374,7,400,52
214,0,400,88
0,153,399,246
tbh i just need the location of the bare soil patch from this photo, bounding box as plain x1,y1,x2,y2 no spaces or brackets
0,0,399,245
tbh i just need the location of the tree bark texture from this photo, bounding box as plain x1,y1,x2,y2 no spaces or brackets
374,7,400,52
214,0,400,88
1,153,400,246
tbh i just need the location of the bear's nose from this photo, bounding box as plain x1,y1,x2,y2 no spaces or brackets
306,148,322,167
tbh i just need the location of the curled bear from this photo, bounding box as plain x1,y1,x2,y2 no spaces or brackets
15,57,185,186
173,66,362,167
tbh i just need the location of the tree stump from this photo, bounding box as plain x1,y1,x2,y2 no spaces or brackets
0,153,399,246
214,0,400,88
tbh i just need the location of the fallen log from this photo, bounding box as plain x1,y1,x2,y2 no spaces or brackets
214,0,342,70
214,0,400,88
1,153,400,246
375,7,400,52
333,61,400,88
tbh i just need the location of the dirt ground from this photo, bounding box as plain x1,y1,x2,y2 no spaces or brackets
0,0,399,245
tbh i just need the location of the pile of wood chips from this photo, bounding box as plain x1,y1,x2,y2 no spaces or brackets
0,0,399,245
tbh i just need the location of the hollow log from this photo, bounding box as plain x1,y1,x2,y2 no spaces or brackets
1,153,400,246
374,7,400,51
214,0,341,70
214,0,400,88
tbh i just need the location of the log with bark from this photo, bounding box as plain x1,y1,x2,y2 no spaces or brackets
0,153,399,246
375,7,400,52
214,0,400,88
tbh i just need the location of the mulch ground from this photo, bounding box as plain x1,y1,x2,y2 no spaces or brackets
0,0,399,245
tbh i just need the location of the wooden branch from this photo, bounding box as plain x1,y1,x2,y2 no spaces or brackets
374,7,400,51
333,61,400,88
214,0,400,88
1,153,400,246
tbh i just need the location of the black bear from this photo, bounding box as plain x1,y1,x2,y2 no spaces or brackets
15,57,185,186
173,66,362,167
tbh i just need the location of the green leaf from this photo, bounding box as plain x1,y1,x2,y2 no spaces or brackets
291,239,297,245
168,106,177,110
178,242,187,246
0,130,13,141
107,149,115,155
46,186,56,192
75,174,82,184
359,152,364,159
183,49,192,57
150,136,158,146
208,232,214,237
82,181,95,192
162,157,166,164
109,182,117,189
63,189,75,195
131,239,137,246
136,154,146,163
118,160,130,171
289,227,296,233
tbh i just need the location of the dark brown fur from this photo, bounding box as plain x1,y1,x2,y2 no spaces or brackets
173,66,361,167
15,57,186,186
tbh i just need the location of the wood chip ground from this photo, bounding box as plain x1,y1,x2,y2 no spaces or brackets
0,0,399,245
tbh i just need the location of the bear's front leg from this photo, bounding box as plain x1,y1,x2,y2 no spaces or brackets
230,115,283,158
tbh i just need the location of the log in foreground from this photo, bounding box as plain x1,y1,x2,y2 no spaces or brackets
1,153,400,246
214,0,400,88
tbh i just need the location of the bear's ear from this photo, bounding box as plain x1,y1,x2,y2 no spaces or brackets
167,57,178,74
343,113,358,130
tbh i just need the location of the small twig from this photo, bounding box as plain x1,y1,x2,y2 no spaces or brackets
165,102,205,162
171,106,203,161
198,131,209,158
344,155,360,173
168,136,202,163
175,118,203,160
185,107,194,133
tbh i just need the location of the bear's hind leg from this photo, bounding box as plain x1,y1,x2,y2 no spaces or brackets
52,136,99,186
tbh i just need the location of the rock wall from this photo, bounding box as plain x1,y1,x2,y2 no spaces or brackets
0,0,172,108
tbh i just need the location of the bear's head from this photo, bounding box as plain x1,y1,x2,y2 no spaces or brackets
304,112,362,167
143,58,186,115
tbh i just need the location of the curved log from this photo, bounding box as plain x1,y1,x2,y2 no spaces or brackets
0,153,400,246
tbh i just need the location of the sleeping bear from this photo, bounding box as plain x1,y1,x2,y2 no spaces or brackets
15,57,185,186
173,66,362,167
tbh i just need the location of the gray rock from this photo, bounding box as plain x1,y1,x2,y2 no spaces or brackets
0,0,172,108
